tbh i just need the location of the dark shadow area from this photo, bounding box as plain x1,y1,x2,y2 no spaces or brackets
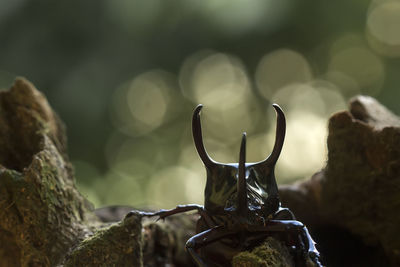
313,225,389,267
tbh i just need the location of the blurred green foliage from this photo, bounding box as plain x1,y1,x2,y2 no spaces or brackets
1,0,400,208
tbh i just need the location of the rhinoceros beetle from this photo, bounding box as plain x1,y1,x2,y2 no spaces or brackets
144,104,322,267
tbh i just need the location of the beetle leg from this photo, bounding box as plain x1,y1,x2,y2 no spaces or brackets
143,204,206,220
274,207,296,220
186,225,236,267
250,220,323,267
299,225,322,267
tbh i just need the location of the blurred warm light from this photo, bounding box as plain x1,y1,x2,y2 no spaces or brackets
103,47,352,206
74,159,148,208
246,133,272,163
199,0,292,36
273,83,325,114
182,52,251,110
105,135,161,174
110,159,152,185
4,0,400,211
324,71,360,98
146,167,204,208
271,82,346,117
76,183,102,208
267,82,346,182
97,171,144,206
74,160,102,207
277,111,327,181
329,33,365,53
328,46,384,96
127,80,167,126
255,49,313,100
308,80,348,115
178,144,205,173
367,1,400,57
203,103,263,147
208,136,245,163
105,47,360,207
180,51,260,145
110,70,174,136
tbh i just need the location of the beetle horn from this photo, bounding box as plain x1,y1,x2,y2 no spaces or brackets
260,104,286,167
237,132,248,217
192,104,218,169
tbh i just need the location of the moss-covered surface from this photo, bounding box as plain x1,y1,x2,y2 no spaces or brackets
232,237,293,267
64,212,143,267
0,78,96,266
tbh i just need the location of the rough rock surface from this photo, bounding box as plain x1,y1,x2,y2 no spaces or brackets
280,95,400,266
232,237,294,267
322,96,400,266
64,212,142,267
0,79,144,267
0,78,95,266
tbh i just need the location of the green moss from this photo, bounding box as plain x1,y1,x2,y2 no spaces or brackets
0,141,97,266
232,237,293,267
64,212,143,267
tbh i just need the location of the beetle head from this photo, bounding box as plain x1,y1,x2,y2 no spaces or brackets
192,104,286,217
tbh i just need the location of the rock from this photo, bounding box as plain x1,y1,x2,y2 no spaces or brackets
142,214,198,267
0,79,145,267
0,78,95,266
64,211,143,267
280,95,400,266
232,237,294,267
322,96,400,266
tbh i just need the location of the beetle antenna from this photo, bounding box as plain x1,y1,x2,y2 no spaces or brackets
237,132,248,217
192,104,218,169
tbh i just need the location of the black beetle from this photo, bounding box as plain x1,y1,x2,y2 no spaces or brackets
144,104,322,267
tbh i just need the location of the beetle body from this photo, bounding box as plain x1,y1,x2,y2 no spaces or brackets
146,104,322,267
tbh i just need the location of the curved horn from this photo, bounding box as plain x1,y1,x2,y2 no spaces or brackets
258,104,286,167
237,132,248,217
192,104,218,168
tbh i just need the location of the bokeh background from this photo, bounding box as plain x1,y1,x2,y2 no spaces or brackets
1,0,399,209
